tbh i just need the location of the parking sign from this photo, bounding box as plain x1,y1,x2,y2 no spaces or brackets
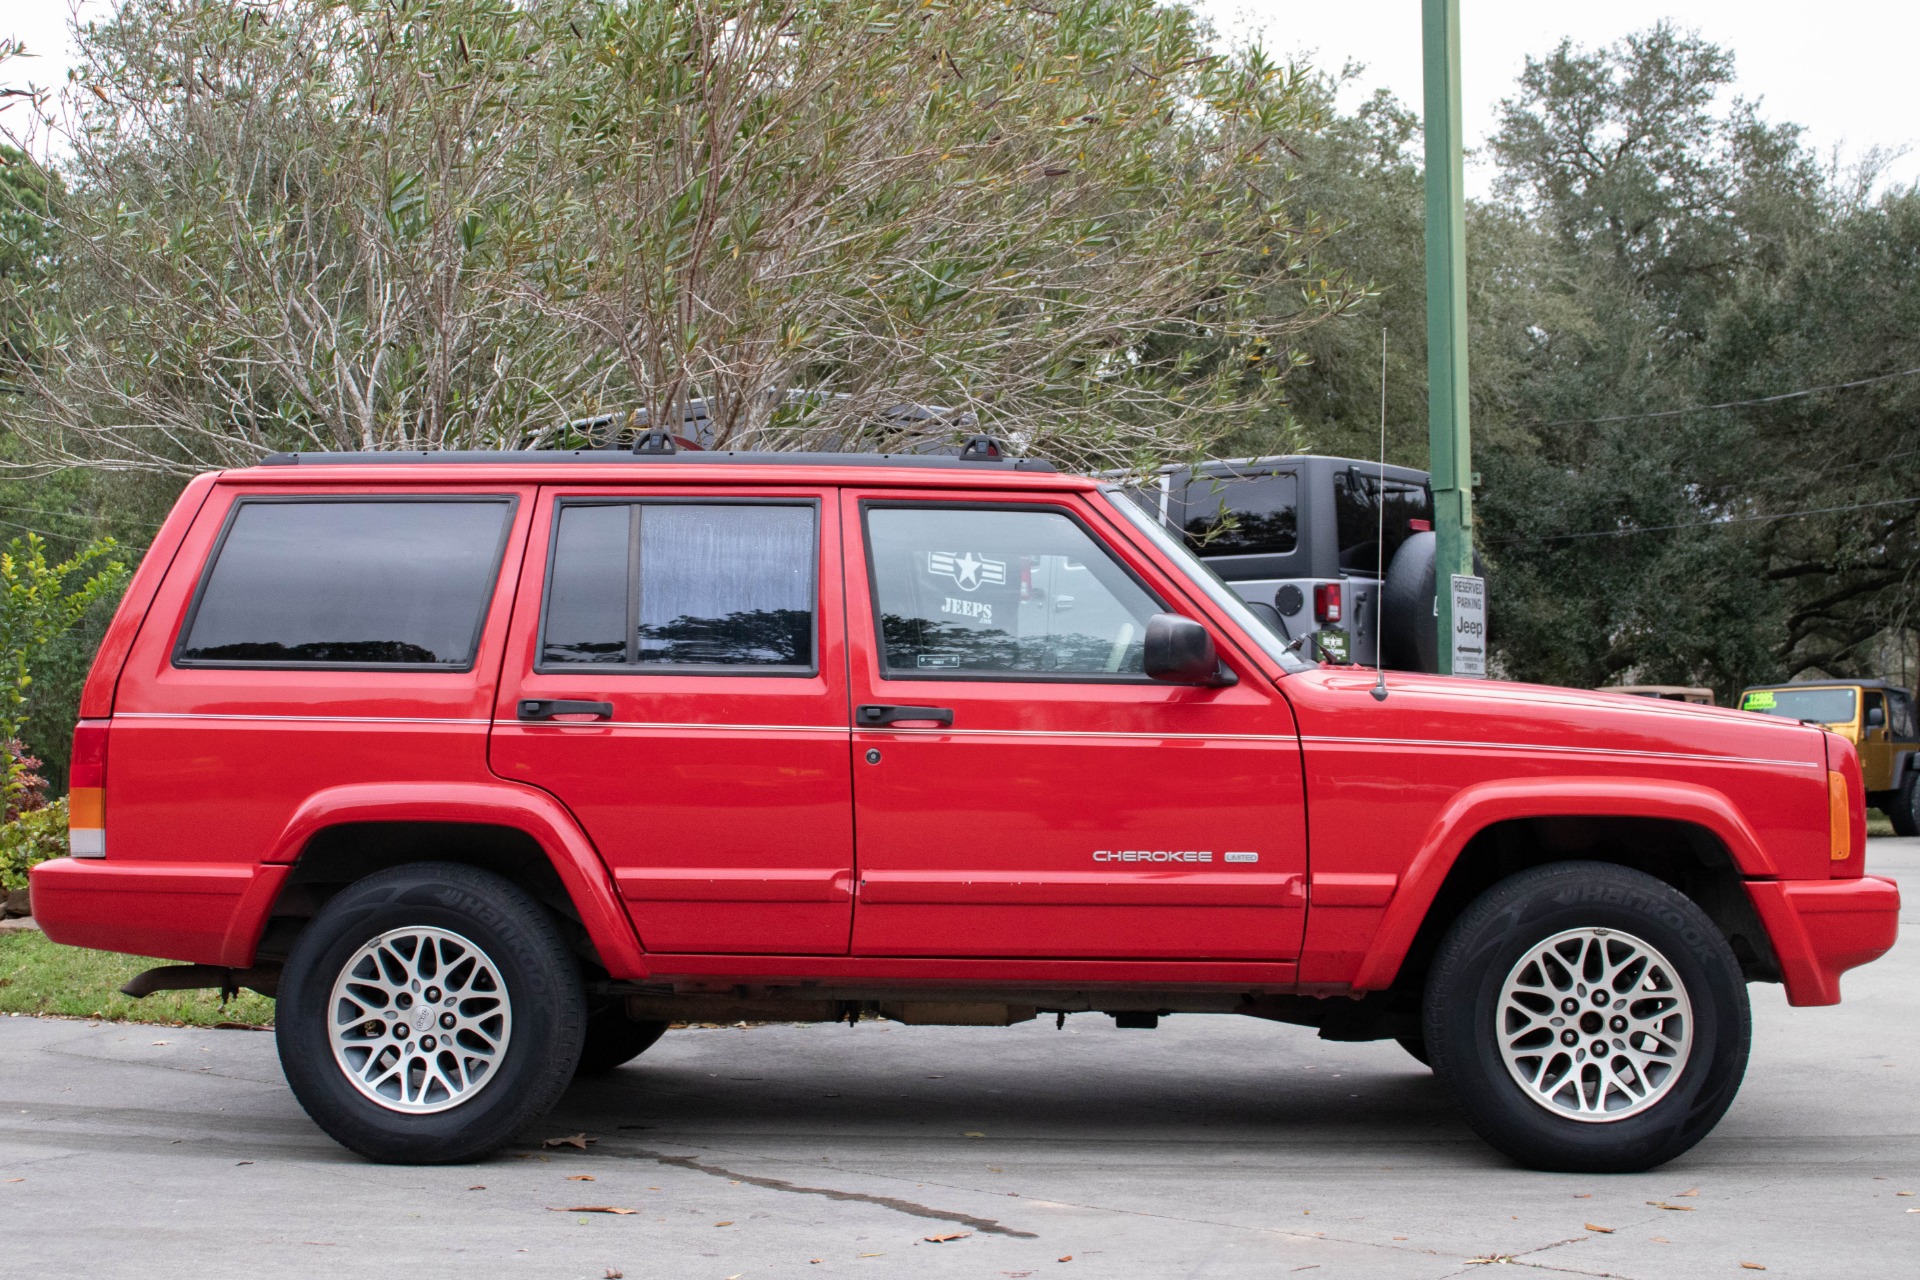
1451,574,1486,678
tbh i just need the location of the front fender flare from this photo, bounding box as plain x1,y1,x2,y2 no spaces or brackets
257,781,647,980
1349,776,1776,991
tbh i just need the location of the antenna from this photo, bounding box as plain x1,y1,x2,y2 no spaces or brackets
1371,327,1390,703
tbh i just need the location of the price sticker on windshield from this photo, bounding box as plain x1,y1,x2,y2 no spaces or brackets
1450,574,1486,678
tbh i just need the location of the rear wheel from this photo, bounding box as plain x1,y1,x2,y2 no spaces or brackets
1424,861,1749,1173
576,1004,669,1076
1394,1033,1432,1068
276,862,587,1164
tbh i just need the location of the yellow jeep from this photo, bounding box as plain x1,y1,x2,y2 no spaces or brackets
1738,679,1920,835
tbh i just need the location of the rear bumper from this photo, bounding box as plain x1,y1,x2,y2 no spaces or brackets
29,858,287,967
1745,875,1901,1006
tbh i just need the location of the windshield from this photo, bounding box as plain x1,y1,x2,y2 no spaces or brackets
1099,488,1313,673
1740,687,1857,723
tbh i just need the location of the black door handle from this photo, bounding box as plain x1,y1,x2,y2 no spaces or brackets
856,704,955,727
518,699,614,721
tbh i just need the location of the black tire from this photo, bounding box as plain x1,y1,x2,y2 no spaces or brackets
1423,861,1750,1173
576,1004,669,1076
1890,775,1920,838
1395,1033,1432,1068
276,862,587,1164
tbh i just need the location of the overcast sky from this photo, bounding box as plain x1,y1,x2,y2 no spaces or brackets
1198,0,1920,193
6,2,1918,191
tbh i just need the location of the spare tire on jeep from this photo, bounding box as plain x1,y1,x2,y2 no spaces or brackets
1381,531,1487,674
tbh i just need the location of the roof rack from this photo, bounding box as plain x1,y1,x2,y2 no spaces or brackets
258,434,1056,472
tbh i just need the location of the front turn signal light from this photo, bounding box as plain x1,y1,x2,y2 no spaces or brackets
1827,769,1854,862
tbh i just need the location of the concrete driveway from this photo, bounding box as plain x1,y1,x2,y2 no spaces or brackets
5,839,1917,1279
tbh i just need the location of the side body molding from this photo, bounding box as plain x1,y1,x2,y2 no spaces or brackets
262,782,648,979
1348,776,1779,992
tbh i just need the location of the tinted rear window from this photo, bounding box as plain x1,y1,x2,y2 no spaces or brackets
1334,469,1433,574
178,498,514,668
1175,471,1298,556
540,502,816,670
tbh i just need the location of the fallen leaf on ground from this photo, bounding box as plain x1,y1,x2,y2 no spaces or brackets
1646,1201,1696,1211
1740,1265,1766,1272
468,1185,485,1191
1651,1237,1669,1243
715,1220,733,1227
544,1133,595,1150
1057,1258,1073,1264
151,1041,169,1046
1584,1224,1614,1234
545,1206,635,1215
236,1161,253,1166
1675,1187,1699,1197
4,1178,24,1183
1572,1193,1592,1199
858,1253,883,1258
568,1175,596,1182
963,1132,985,1138
1899,1191,1915,1197
809,1260,823,1265
605,1271,622,1279
925,1232,970,1243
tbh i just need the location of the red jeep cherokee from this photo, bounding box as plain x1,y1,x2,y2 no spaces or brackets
30,446,1899,1171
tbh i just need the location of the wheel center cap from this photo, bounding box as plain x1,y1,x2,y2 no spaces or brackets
413,1009,434,1032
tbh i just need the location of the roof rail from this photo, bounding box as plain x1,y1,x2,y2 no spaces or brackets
256,441,1057,472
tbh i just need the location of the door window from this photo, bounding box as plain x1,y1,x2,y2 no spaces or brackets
540,502,816,671
864,505,1161,678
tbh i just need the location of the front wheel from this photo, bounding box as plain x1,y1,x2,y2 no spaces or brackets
276,862,587,1164
1424,861,1750,1173
1890,775,1920,838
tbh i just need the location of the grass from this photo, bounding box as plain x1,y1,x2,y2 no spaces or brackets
0,929,275,1026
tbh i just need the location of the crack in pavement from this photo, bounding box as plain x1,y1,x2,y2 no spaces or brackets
593,1144,1039,1238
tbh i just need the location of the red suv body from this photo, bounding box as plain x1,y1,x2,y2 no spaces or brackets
31,450,1899,1170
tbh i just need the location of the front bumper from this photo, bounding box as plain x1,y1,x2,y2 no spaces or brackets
1745,875,1901,1006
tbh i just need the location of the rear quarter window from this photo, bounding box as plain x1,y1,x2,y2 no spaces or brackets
175,497,516,669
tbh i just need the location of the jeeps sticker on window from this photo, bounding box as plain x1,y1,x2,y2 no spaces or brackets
927,550,1006,592
1742,691,1777,710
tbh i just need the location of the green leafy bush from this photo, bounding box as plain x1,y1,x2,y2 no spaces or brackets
0,796,66,893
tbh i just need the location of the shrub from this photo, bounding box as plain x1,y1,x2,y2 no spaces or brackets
0,796,66,894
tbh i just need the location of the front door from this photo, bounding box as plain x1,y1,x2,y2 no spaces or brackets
841,489,1307,960
491,485,854,954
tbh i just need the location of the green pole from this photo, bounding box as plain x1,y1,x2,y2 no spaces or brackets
1422,0,1474,674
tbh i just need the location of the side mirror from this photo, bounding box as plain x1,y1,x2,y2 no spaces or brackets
1866,704,1885,729
1144,613,1230,685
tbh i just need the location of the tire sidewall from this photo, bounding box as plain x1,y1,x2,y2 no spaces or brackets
1426,863,1750,1173
277,864,585,1164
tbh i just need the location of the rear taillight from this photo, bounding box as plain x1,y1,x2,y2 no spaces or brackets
1314,583,1343,624
68,720,108,858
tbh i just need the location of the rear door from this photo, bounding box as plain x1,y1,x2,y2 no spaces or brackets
490,484,854,955
840,488,1307,960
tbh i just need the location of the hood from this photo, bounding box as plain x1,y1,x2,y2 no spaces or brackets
1287,667,1829,770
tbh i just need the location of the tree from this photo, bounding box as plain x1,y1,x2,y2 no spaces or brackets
0,534,126,810
0,0,1354,474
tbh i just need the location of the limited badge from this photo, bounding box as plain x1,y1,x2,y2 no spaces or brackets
927,550,1006,592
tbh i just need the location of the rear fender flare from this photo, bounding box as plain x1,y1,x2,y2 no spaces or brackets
1349,776,1778,991
258,782,647,979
